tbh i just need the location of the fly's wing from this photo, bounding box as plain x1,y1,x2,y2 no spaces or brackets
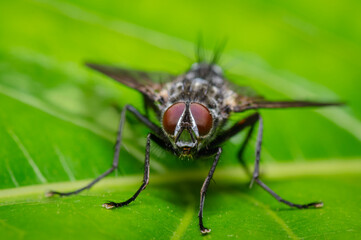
86,63,174,102
224,76,343,112
231,96,343,112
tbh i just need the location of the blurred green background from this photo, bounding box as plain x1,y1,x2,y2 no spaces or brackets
0,0,360,239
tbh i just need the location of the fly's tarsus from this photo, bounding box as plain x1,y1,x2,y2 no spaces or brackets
102,201,129,209
200,227,211,235
45,191,65,197
280,199,324,209
299,201,324,209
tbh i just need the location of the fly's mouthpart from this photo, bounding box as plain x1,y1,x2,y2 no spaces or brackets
179,147,194,159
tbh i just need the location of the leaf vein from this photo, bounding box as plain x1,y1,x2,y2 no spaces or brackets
239,192,299,240
7,129,47,184
54,146,76,182
5,165,19,188
171,190,196,240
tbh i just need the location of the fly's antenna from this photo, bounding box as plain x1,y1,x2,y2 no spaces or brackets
195,33,206,63
211,37,228,65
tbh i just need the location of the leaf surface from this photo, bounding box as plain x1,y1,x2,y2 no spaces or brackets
0,0,360,239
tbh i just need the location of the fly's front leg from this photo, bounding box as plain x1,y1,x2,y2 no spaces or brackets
103,133,153,209
198,147,222,235
46,105,162,197
251,115,323,209
237,119,256,177
210,113,260,177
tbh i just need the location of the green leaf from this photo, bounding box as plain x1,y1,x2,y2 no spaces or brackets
0,0,360,239
0,162,360,239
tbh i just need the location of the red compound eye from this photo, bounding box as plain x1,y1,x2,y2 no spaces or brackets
190,103,213,136
163,103,185,135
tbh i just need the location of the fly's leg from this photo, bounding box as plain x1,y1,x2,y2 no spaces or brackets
103,133,153,209
209,113,323,209
143,95,150,118
250,115,323,209
198,147,222,235
210,113,260,177
46,105,162,197
237,121,256,177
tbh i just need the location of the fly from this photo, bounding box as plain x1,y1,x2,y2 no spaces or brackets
47,53,342,234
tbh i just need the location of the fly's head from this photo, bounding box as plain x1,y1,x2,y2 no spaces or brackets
162,101,214,158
